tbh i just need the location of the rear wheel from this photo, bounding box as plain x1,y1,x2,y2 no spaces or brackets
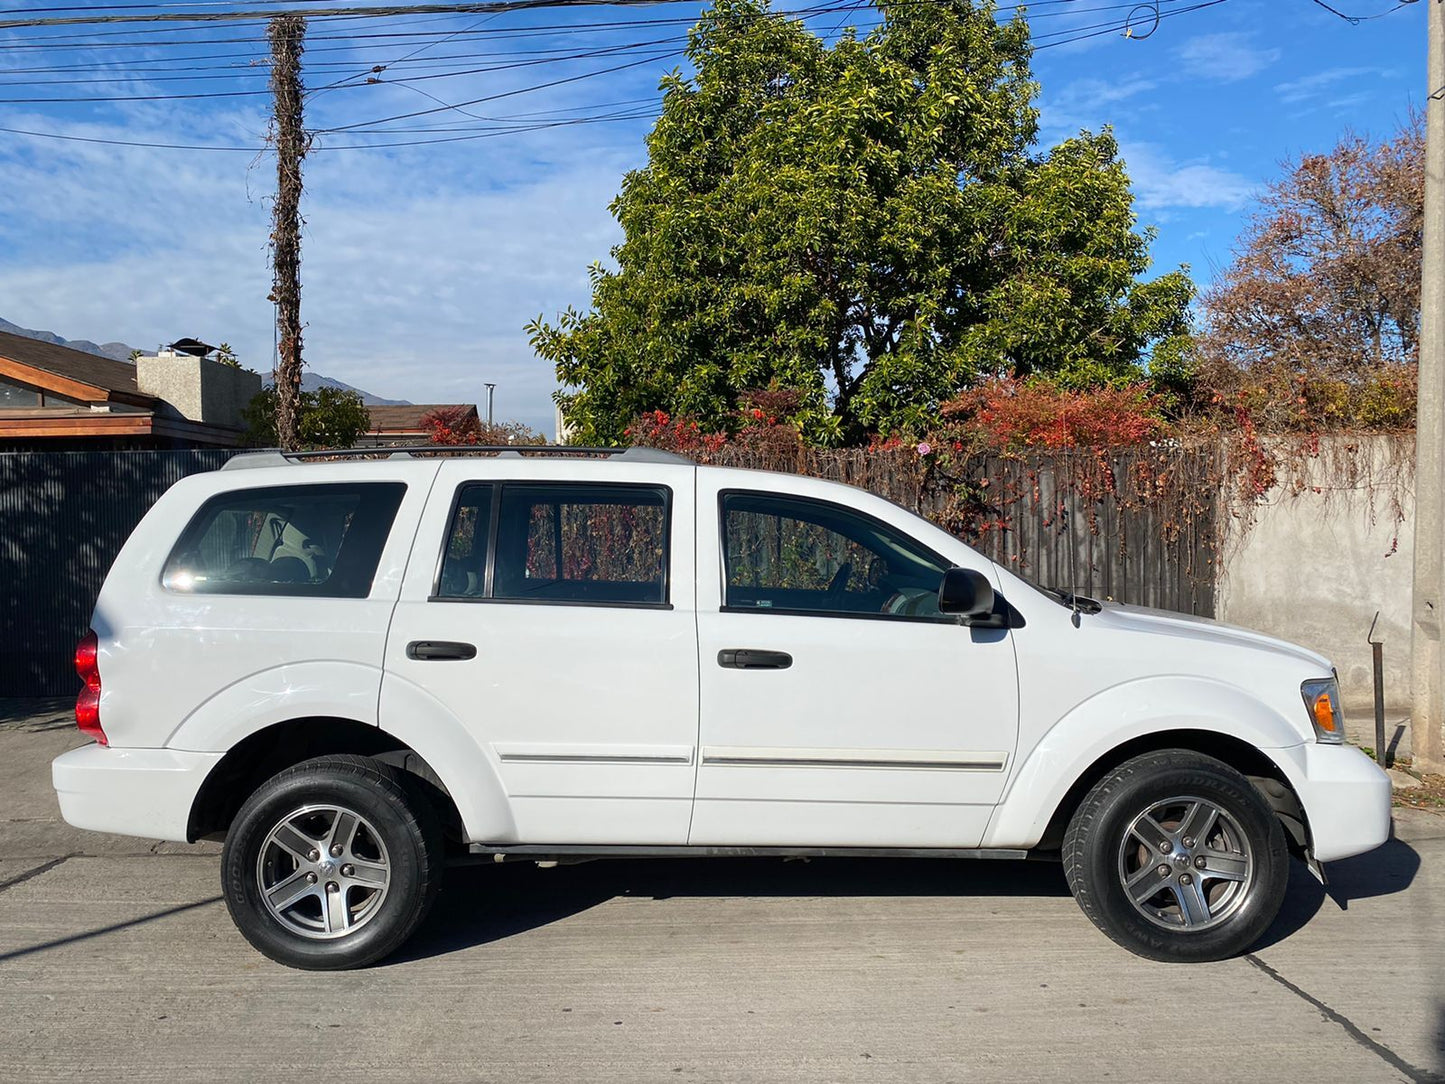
1063,750,1288,962
222,755,442,970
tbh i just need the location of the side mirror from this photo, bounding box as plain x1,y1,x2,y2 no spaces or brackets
937,567,996,623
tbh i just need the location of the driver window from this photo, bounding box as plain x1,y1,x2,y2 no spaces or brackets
721,492,950,619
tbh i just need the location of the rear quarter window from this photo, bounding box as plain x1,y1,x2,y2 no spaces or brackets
162,482,406,598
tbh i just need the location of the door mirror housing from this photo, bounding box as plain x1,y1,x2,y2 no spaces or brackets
937,567,996,624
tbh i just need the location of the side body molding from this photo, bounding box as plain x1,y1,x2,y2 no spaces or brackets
377,673,517,844
981,676,1308,850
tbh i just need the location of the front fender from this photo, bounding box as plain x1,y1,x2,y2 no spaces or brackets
378,673,517,844
981,676,1307,850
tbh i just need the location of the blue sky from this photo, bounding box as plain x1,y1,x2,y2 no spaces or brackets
0,0,1426,435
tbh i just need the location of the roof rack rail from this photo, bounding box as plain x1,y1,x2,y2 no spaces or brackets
221,445,695,471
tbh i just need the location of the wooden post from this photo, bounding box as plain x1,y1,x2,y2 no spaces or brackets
268,14,307,451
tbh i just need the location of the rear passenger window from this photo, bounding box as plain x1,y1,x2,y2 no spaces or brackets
492,484,669,606
163,483,405,598
436,484,493,598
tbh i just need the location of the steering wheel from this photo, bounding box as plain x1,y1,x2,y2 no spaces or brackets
826,562,852,596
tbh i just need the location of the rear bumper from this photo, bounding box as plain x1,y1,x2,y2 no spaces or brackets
52,744,221,843
1285,742,1393,863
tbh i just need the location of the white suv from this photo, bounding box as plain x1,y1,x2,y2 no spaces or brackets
52,447,1391,969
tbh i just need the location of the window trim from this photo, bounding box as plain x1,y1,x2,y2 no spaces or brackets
160,481,406,600
428,480,674,610
716,488,960,624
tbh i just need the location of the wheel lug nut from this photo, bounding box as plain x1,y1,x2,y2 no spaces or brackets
330,844,343,857
1159,840,1172,853
326,882,339,893
1179,873,1193,886
340,864,354,877
1157,865,1170,878
1194,856,1207,870
305,872,317,884
1182,837,1195,849
308,850,320,861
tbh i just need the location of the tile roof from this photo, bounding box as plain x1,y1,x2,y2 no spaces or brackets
0,329,152,401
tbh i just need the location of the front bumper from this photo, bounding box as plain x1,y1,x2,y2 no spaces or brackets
1283,742,1392,863
52,744,222,843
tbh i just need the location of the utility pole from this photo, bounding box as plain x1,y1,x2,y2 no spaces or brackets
268,14,307,451
485,382,496,428
1412,0,1445,774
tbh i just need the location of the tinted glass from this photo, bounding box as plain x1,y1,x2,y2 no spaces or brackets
437,484,493,598
723,492,949,618
493,484,669,605
0,377,40,408
163,483,405,597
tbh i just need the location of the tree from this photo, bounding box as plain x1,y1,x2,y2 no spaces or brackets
529,0,1193,445
243,386,371,449
420,406,547,446
1197,114,1423,428
214,342,241,368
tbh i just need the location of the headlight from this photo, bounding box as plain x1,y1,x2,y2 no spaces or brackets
1301,677,1344,744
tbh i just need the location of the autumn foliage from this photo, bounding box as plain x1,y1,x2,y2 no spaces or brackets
422,406,546,446
938,378,1163,451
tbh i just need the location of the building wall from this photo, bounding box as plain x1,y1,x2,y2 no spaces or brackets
136,354,260,431
1216,435,1414,713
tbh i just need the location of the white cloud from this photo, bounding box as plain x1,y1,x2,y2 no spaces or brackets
1120,142,1255,212
0,106,646,436
1041,76,1157,135
1175,33,1282,83
1275,66,1380,104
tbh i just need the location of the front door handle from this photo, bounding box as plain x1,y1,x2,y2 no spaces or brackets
718,649,792,670
407,640,477,661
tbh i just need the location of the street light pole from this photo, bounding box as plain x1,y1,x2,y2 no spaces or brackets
1411,0,1445,773
484,383,496,429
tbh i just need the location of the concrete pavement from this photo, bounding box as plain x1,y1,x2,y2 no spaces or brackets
2,705,1442,1083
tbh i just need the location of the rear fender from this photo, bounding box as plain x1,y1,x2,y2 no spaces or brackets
378,674,516,843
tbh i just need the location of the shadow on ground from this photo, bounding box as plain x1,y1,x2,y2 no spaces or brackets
395,838,1423,965
1252,836,1422,951
0,698,73,731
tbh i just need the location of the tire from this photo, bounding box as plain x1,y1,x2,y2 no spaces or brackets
222,754,442,970
1062,750,1288,963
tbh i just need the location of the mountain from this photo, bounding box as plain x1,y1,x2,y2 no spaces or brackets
0,316,133,362
260,371,409,407
0,316,409,406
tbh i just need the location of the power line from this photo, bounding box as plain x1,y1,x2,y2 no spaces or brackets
1304,0,1420,24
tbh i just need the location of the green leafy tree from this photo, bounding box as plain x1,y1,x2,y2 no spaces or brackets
243,386,371,449
214,342,241,368
529,0,1193,445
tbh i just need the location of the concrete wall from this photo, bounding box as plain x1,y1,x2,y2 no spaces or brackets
1216,435,1414,713
135,354,261,431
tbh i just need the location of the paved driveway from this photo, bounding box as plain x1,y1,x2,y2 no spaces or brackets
2,704,1442,1083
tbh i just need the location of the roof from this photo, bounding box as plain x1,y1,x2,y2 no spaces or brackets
0,328,154,407
367,403,478,432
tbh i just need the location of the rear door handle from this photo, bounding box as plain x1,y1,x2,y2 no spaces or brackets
718,649,792,670
407,640,477,661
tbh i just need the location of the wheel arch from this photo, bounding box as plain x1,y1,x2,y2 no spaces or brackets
187,716,463,845
1026,729,1309,856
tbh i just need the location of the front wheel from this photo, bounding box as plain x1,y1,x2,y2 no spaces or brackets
1063,750,1288,962
222,755,442,970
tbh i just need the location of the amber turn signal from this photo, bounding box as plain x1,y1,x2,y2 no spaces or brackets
1300,678,1344,745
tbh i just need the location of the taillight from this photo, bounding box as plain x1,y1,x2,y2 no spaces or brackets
74,630,106,746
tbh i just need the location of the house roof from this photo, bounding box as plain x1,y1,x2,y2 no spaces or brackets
0,329,155,407
367,403,478,432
